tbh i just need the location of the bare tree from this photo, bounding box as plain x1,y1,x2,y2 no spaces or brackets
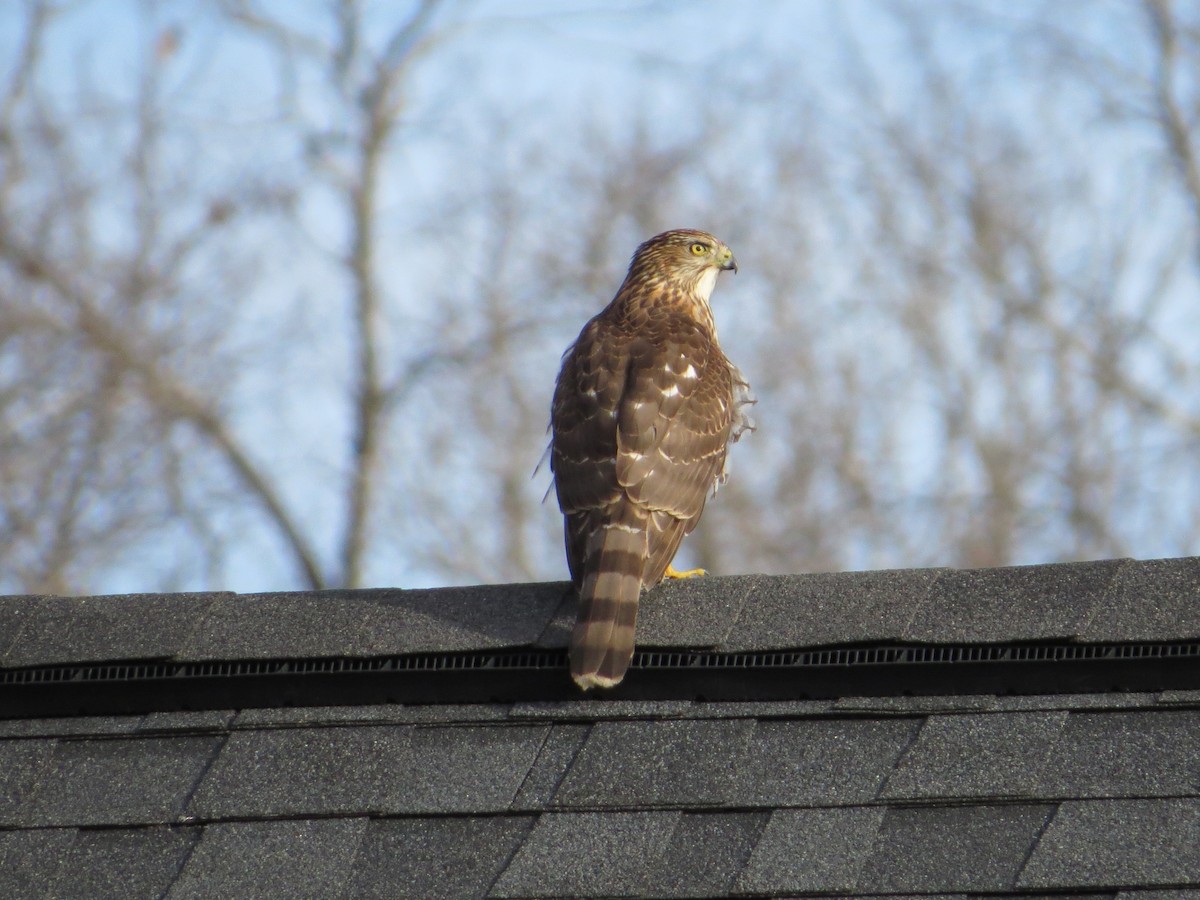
0,0,295,592
220,0,455,587
2,0,1198,596
0,0,470,592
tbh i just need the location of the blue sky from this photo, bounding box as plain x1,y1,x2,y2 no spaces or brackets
4,1,1197,592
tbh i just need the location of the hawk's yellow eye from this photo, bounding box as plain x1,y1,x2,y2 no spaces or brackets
689,242,707,256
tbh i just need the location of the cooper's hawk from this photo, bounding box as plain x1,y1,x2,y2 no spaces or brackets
550,229,753,690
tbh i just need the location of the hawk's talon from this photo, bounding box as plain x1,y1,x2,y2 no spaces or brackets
665,564,707,579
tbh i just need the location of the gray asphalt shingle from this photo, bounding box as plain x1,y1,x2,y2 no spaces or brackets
531,584,578,648
1036,710,1200,799
0,828,73,897
0,739,55,823
994,692,1160,712
1081,556,1200,640
881,711,1067,800
637,574,761,647
6,556,1191,670
187,726,409,819
740,717,921,806
856,804,1056,892
3,593,224,667
1020,799,1200,888
835,694,998,714
1157,689,1200,705
0,716,142,739
692,699,835,718
5,555,1197,669
511,723,590,810
725,568,942,650
735,806,885,894
231,702,509,728
349,816,535,899
904,559,1124,642
189,723,547,818
138,710,237,734
167,818,367,899
506,698,836,722
47,826,198,900
180,582,564,660
552,719,754,808
508,699,698,720
0,595,41,662
10,735,220,827
491,810,680,898
652,811,768,898
399,724,548,813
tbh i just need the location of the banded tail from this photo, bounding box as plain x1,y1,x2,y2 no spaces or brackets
569,518,647,690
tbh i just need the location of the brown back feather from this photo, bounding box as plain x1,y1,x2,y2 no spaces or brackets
551,229,746,691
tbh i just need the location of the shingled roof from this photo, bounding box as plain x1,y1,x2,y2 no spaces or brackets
2,556,1200,897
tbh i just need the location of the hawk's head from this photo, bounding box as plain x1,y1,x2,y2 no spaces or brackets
627,229,738,303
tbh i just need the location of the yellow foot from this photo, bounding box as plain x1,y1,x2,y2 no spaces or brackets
665,564,707,579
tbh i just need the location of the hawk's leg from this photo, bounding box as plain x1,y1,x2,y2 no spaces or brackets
665,564,707,579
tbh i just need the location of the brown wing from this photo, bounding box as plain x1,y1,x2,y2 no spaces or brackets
613,314,736,585
551,305,736,688
550,315,631,585
551,314,649,688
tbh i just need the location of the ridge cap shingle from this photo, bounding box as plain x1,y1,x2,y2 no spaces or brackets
0,556,1197,671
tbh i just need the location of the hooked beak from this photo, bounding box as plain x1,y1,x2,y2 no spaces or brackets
719,248,738,273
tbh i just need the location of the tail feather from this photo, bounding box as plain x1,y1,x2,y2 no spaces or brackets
570,523,646,690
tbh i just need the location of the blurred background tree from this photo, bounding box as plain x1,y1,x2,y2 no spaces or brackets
1,0,1197,594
